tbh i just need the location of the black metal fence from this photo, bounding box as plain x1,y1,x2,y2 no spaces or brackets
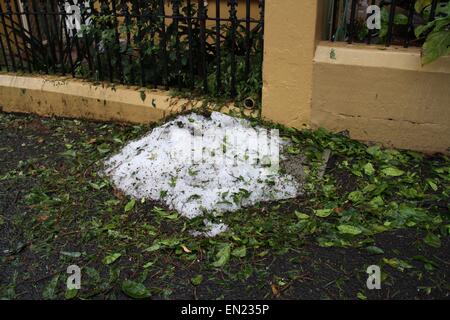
0,0,265,101
329,0,449,47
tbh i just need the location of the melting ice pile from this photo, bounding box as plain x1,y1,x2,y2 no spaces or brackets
103,112,300,236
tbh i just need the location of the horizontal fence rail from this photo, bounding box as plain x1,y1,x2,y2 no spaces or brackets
329,0,449,47
0,0,265,101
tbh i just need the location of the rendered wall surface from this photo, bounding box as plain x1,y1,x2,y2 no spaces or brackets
261,3,449,153
0,73,254,123
0,74,198,123
311,43,450,153
261,0,321,128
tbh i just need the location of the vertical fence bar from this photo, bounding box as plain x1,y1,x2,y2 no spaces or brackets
198,0,207,93
31,0,47,73
79,0,93,76
53,0,66,75
330,0,339,40
100,0,113,82
108,0,121,83
185,0,194,89
14,0,32,72
149,4,158,88
23,1,38,70
105,0,114,81
348,0,357,44
134,0,145,86
159,0,167,88
244,0,251,80
5,0,24,70
386,0,397,46
59,0,74,76
215,0,221,93
44,0,61,75
40,0,57,71
404,0,415,48
0,2,15,71
0,8,8,71
133,0,141,85
0,1,3,70
0,29,8,70
429,0,438,21
111,0,123,83
121,0,133,84
172,0,181,89
228,0,237,97
258,0,264,95
91,0,103,81
68,1,82,73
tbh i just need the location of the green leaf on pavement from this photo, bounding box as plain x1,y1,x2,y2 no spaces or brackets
121,280,151,299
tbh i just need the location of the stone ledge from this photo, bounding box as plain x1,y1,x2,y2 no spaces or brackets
314,41,450,74
0,74,206,123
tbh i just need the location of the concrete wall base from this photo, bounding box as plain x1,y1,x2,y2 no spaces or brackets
0,74,252,124
311,42,450,154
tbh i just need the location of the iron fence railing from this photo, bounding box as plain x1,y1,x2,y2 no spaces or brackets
329,0,449,47
0,0,265,101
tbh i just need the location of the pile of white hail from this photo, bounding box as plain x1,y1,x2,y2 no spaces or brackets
103,112,301,237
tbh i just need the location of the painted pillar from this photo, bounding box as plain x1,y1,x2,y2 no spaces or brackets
261,0,324,128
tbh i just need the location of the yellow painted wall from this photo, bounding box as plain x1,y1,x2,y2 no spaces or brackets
0,74,193,123
261,0,323,128
261,2,450,153
311,42,450,153
0,73,256,123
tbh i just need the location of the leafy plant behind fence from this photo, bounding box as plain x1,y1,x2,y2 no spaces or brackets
0,0,264,104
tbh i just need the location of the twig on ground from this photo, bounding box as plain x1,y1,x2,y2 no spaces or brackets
317,149,332,179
